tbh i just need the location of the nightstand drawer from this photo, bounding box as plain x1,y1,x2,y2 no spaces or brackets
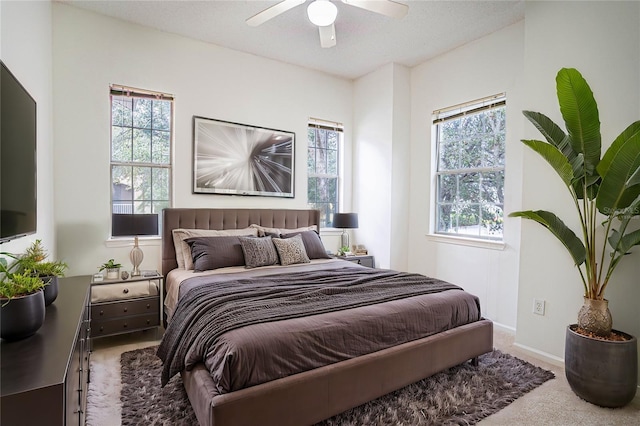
343,256,374,268
91,297,158,321
92,314,159,337
91,280,158,303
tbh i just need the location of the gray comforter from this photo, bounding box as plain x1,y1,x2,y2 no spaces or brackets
157,267,465,387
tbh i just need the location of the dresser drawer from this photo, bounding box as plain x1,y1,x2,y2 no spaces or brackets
91,297,158,321
92,313,159,337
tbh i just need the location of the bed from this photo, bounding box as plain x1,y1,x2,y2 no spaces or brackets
160,208,493,426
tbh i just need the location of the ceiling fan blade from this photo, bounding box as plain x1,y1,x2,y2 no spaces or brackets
246,0,306,27
341,0,408,19
318,24,336,48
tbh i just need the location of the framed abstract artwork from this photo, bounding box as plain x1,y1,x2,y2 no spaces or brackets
192,116,295,197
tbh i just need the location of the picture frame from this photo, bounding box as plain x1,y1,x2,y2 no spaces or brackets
192,116,295,198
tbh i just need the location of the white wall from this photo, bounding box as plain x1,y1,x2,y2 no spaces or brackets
353,63,412,269
52,3,352,275
353,65,392,268
390,64,411,272
0,1,55,258
517,0,640,379
407,21,525,329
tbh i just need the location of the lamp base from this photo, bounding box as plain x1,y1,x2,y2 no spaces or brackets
340,230,350,250
130,236,144,276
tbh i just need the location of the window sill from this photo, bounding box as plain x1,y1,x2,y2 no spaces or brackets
426,234,505,250
319,228,344,236
104,236,161,248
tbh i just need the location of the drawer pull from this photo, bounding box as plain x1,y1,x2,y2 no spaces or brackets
123,323,128,328
99,310,104,316
146,319,150,325
99,326,104,332
146,303,150,309
123,307,128,313
123,288,129,294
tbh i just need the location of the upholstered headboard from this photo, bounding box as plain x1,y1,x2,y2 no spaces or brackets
162,208,321,277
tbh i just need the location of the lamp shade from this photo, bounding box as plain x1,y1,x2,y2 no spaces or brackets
332,213,358,229
112,214,158,237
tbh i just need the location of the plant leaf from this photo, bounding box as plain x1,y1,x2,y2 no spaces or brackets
607,194,640,254
522,111,574,157
597,121,640,177
521,140,574,187
509,210,586,266
556,68,601,175
596,123,640,213
617,229,640,254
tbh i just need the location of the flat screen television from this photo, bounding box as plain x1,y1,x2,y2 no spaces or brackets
1,60,37,243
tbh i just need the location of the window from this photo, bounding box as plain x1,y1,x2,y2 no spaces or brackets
307,120,342,228
433,94,506,241
110,85,173,236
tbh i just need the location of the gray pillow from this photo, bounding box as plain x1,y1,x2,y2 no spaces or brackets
239,236,279,268
272,234,311,266
185,236,245,272
281,230,330,259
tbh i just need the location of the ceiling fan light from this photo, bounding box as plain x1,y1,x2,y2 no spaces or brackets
307,0,338,27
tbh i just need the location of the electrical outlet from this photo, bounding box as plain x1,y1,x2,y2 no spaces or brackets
533,299,546,316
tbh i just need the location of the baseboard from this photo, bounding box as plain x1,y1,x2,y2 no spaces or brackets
492,321,516,334
513,342,565,368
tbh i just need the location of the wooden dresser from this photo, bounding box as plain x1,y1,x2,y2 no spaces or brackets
1,276,91,426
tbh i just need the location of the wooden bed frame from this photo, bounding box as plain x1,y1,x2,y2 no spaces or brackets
162,208,493,426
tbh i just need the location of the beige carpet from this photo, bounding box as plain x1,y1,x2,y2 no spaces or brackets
86,328,640,426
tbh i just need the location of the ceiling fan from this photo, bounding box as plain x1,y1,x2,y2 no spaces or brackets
246,0,408,48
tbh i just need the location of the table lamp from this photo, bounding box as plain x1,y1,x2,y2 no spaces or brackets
332,213,358,250
112,213,159,276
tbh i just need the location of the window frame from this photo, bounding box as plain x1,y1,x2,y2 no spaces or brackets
431,93,506,243
109,85,174,238
307,119,343,228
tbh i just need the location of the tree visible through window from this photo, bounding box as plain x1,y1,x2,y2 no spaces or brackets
110,86,173,236
307,121,342,228
434,94,506,240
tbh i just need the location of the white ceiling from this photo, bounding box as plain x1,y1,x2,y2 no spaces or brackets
61,0,525,80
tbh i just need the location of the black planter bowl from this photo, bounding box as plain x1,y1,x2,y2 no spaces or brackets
565,324,638,408
42,275,58,306
0,290,46,341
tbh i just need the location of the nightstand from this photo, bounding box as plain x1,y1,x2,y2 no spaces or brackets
334,255,375,268
90,272,163,338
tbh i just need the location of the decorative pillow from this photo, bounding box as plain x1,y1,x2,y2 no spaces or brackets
250,224,317,237
272,234,311,266
185,236,246,272
239,236,279,268
281,230,330,260
173,227,258,270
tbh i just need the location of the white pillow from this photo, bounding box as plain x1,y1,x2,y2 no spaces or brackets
250,224,318,237
172,227,258,270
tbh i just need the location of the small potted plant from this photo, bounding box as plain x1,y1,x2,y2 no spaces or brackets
99,259,122,280
0,257,47,341
19,240,68,306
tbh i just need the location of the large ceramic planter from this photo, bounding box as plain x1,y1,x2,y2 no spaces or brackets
0,290,46,341
565,324,638,407
41,275,58,306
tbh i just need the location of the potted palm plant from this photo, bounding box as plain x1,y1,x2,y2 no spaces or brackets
510,68,639,407
19,240,68,306
0,257,47,341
